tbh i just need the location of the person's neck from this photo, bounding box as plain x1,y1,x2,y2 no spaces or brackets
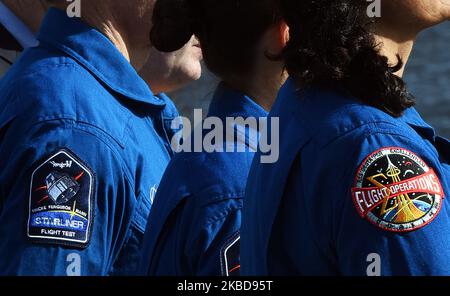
81,13,148,71
228,66,287,112
2,0,45,33
373,26,418,78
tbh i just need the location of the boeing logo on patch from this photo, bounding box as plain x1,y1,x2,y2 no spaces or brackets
50,160,73,169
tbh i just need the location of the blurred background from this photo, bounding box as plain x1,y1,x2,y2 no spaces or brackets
170,22,450,138
1,22,448,137
404,22,450,138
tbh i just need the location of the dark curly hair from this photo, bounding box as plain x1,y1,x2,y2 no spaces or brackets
150,0,281,81
279,0,413,117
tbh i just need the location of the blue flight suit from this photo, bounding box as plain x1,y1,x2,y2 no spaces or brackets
156,93,183,154
242,78,450,276
0,8,177,276
140,83,268,275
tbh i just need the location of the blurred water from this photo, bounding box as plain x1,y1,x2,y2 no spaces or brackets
171,22,450,138
404,22,450,138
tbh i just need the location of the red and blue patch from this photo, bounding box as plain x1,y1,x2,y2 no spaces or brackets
28,149,95,248
352,147,444,232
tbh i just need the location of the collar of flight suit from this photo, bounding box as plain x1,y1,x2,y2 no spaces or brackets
207,82,268,150
37,8,165,108
399,105,437,140
208,82,268,119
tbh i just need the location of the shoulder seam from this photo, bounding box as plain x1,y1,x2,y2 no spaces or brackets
24,117,127,149
319,120,408,149
21,120,135,191
8,62,80,88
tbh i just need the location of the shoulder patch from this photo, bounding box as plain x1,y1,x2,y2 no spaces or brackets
220,232,240,276
28,149,95,248
352,147,444,232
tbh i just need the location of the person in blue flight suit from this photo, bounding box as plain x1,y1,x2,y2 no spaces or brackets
242,0,450,276
140,35,203,97
0,0,202,133
140,0,289,276
140,34,203,146
0,0,183,276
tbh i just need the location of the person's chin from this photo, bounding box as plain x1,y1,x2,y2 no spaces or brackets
193,67,202,81
191,44,203,59
184,62,202,81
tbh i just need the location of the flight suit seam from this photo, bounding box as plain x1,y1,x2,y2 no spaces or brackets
70,123,135,188
106,177,139,274
6,62,79,90
367,129,448,189
25,117,128,150
22,120,134,188
319,120,408,149
1,62,79,111
174,198,189,275
196,191,245,209
203,199,244,226
6,64,131,149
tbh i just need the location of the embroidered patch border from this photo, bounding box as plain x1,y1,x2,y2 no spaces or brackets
352,147,444,232
27,149,95,248
220,232,240,276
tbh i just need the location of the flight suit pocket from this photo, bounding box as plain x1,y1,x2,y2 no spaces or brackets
131,190,152,233
109,190,152,275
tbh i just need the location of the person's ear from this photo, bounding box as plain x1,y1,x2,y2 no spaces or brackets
265,20,289,57
279,20,289,48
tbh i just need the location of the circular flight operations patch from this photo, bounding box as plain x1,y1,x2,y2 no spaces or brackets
352,147,444,232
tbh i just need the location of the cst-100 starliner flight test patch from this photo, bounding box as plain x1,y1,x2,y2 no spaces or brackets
27,149,95,248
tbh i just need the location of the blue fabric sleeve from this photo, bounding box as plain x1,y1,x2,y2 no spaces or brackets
0,120,134,276
321,131,450,275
